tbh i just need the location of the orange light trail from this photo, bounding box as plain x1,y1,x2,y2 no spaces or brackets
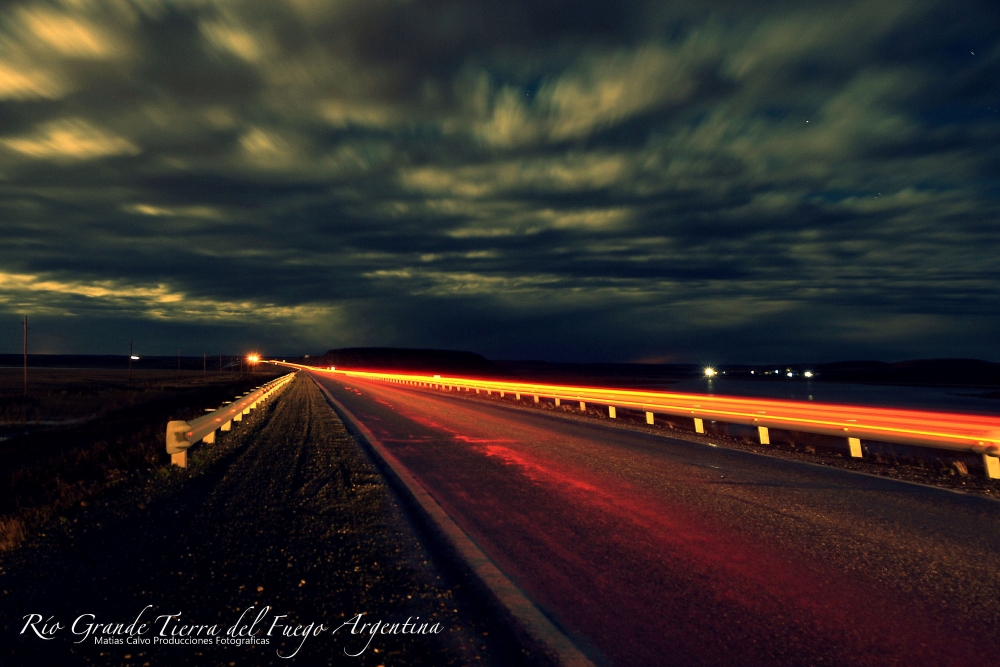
273,362,1000,453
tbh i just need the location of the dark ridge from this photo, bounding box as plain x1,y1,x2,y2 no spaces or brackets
304,347,507,376
493,360,702,388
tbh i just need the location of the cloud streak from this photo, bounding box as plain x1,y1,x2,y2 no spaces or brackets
0,0,997,362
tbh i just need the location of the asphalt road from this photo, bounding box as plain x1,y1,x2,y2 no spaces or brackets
313,372,1000,667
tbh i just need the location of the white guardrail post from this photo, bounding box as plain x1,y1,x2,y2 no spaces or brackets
165,372,296,467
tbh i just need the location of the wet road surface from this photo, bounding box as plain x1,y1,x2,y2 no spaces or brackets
314,372,1000,667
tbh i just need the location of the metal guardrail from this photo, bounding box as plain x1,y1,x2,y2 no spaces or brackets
165,372,295,467
272,362,1000,479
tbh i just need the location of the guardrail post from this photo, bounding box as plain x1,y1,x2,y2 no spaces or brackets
515,393,520,400
609,406,616,418
555,398,561,406
203,430,216,444
500,391,505,397
984,455,1000,479
646,411,654,425
758,426,770,445
534,395,539,403
166,420,191,468
222,420,232,431
694,418,704,433
579,401,586,411
848,437,863,458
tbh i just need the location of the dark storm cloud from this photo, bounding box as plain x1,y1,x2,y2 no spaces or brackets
1,0,999,361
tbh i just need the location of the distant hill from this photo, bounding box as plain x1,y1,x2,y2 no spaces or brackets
493,360,701,387
305,348,506,376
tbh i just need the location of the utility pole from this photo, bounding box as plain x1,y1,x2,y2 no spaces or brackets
128,340,133,387
23,316,28,396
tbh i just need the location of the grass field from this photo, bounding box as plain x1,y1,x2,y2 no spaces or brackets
0,367,274,427
0,367,283,550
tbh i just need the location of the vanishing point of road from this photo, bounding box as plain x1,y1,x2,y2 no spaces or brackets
313,371,1000,667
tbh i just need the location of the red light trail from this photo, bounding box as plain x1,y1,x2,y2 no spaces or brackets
275,362,1000,455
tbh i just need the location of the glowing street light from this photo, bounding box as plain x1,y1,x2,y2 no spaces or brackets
704,367,717,377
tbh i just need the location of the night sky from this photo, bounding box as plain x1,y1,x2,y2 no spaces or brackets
1,0,998,363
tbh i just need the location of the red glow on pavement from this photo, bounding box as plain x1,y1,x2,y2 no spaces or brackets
482,444,601,494
331,376,987,666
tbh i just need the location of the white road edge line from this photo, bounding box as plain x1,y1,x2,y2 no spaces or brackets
310,375,596,667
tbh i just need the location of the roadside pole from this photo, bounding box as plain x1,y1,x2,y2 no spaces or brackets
23,316,28,396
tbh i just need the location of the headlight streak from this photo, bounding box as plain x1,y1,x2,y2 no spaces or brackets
271,362,1000,453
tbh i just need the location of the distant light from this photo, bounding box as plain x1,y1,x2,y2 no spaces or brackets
130,355,140,360
433,374,441,379
804,371,814,378
247,354,259,363
787,372,794,377
750,370,754,374
330,366,336,371
704,367,717,377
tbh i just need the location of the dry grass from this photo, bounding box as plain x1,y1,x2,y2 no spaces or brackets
0,368,263,425
0,367,282,551
0,515,25,551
